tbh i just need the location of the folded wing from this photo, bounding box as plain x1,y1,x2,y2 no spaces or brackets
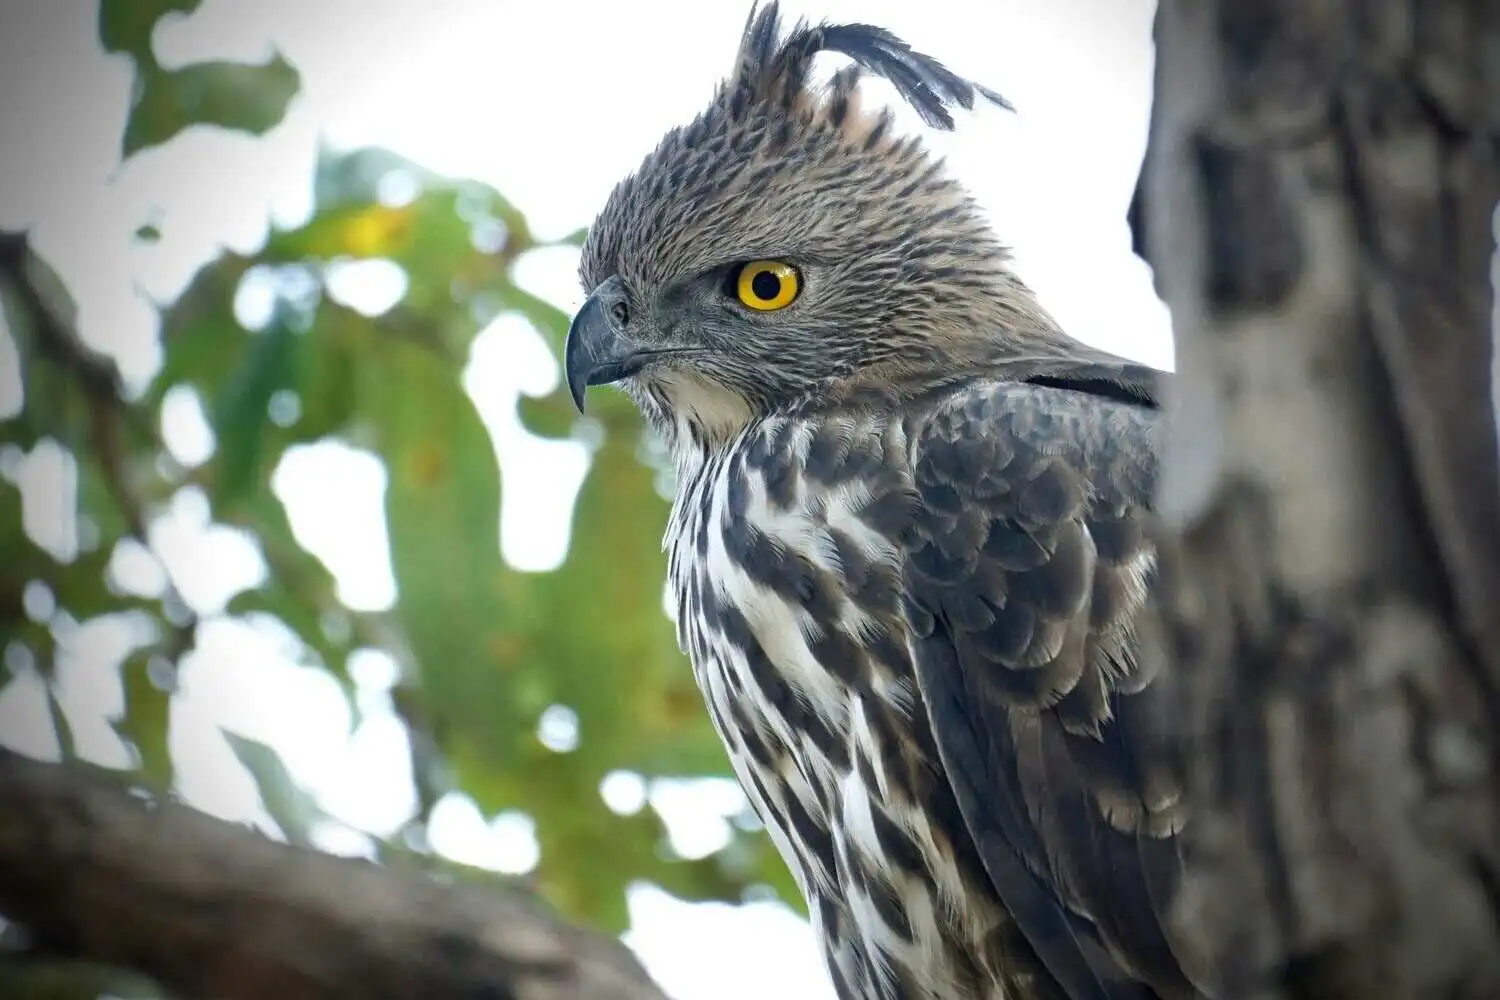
897,368,1210,1000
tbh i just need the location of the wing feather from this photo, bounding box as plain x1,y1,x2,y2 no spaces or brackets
895,372,1211,1000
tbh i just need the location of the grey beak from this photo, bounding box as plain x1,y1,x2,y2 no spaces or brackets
564,277,639,413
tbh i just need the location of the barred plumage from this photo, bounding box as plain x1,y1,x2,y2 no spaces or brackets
566,5,1213,999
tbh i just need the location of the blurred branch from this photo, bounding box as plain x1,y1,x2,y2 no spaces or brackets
0,232,124,405
0,748,671,1000
0,230,157,539
1,230,199,692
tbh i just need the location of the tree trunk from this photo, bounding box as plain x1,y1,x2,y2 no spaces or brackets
1133,2,1500,997
0,749,670,1000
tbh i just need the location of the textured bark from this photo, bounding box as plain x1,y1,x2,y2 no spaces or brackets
0,749,669,1000
1132,2,1500,998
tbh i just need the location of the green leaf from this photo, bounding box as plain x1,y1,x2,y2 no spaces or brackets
74,448,133,549
210,318,297,511
46,543,124,623
123,54,300,158
227,587,342,672
534,422,718,776
289,305,361,441
0,470,127,629
116,651,174,785
148,253,255,418
514,391,577,440
97,0,202,62
98,0,202,61
312,147,437,210
365,336,525,757
220,485,361,703
223,730,328,847
46,685,78,761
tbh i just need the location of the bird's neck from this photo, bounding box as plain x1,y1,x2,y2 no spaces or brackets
820,272,1094,406
625,372,757,477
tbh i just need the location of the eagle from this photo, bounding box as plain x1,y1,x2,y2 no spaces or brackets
564,6,1209,1000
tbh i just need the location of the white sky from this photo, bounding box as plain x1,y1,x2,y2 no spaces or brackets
0,2,1167,997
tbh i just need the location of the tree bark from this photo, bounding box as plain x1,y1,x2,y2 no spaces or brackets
1133,2,1500,998
0,749,669,1000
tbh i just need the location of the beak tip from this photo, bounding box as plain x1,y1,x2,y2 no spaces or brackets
564,334,587,414
566,365,587,413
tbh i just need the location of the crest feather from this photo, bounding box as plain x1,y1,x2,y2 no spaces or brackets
727,1,1011,129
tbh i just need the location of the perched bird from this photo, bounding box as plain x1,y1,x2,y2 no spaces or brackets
566,6,1207,999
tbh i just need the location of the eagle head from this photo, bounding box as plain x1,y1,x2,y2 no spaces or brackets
567,3,1052,449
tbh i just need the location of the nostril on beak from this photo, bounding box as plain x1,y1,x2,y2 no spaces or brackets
610,300,629,327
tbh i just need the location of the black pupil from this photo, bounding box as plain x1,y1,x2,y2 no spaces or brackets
750,268,782,301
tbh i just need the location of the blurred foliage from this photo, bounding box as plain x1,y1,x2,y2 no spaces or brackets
0,4,797,994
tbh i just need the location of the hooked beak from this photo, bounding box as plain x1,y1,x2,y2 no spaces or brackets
564,277,646,413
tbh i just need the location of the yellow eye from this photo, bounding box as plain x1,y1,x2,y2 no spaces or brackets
735,260,800,311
